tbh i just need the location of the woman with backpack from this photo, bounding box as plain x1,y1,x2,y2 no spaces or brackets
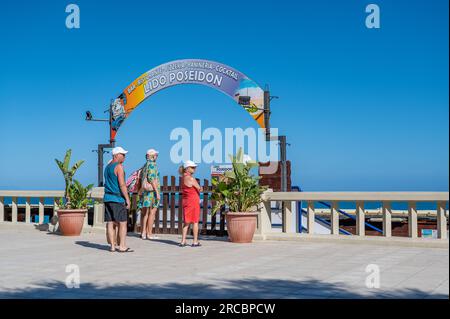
138,149,161,240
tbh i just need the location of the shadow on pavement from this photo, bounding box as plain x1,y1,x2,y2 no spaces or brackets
75,241,111,251
0,278,447,299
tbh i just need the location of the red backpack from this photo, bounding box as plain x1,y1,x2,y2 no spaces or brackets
126,166,144,193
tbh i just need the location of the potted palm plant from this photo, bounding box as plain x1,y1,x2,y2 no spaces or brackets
55,149,93,236
211,148,267,243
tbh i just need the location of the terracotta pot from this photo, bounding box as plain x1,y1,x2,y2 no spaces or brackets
57,209,87,236
225,212,258,243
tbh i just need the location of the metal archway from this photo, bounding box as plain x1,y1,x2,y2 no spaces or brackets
108,59,271,142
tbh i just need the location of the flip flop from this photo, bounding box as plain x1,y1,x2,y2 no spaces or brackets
117,248,134,253
191,242,202,247
178,243,187,247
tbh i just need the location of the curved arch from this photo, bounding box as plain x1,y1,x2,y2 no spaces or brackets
110,59,266,140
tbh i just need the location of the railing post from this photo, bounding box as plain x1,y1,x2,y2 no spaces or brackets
83,207,89,228
282,200,293,233
25,197,31,223
307,201,315,235
330,201,339,235
93,202,105,227
53,197,59,216
12,197,18,223
257,199,272,235
437,201,448,240
0,196,5,222
408,202,418,238
38,197,44,224
382,201,392,237
356,201,365,237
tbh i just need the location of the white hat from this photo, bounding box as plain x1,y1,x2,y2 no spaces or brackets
112,146,128,155
146,148,159,155
183,160,197,169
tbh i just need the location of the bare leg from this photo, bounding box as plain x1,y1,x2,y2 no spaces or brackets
118,221,128,250
115,224,120,246
106,224,111,244
193,222,199,244
181,223,190,244
141,207,148,238
147,207,157,237
107,222,116,251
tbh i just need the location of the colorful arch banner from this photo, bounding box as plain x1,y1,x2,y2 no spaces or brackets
110,59,266,140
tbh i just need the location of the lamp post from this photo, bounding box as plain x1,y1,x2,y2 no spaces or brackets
240,85,287,191
85,104,116,186
263,86,288,192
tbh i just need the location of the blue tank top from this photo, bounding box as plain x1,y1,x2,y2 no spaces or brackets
103,162,125,203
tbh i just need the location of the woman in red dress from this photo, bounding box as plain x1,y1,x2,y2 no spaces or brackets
179,160,203,247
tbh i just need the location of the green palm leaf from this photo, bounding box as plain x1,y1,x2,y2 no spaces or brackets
70,160,85,174
63,149,72,170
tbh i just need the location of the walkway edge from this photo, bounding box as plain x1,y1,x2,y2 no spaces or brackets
1,222,447,248
255,232,449,248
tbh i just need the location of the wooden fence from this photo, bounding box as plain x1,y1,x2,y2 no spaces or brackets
129,176,227,236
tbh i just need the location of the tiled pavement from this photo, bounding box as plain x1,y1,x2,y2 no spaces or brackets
0,225,448,299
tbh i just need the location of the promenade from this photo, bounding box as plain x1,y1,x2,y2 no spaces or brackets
0,224,448,299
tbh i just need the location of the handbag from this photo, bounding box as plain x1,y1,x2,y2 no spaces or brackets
142,177,154,192
139,162,154,193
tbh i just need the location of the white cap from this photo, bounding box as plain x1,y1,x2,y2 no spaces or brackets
112,146,128,155
146,148,159,156
183,160,197,169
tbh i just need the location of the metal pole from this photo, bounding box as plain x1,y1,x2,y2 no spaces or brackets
263,87,271,141
98,144,103,187
279,135,287,192
97,143,114,186
109,99,116,147
97,101,115,186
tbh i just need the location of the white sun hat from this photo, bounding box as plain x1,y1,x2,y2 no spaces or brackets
112,146,128,155
146,148,159,155
183,160,198,169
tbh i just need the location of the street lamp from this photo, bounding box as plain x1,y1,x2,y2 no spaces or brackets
85,110,108,122
85,107,115,186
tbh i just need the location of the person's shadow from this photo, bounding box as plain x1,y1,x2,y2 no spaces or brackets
75,241,111,251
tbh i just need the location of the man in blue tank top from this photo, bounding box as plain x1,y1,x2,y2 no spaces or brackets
103,146,133,252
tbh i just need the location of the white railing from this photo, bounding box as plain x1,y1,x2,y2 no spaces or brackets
1,189,449,241
257,191,449,239
0,188,105,229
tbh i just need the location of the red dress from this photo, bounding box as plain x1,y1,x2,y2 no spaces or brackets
182,173,201,223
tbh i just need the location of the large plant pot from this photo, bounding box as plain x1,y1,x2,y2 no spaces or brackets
57,209,87,236
226,212,258,243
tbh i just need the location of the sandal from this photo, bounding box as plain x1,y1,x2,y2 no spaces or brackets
192,242,202,247
178,243,187,247
117,248,134,253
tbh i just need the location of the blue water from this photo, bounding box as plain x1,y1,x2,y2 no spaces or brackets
1,196,447,210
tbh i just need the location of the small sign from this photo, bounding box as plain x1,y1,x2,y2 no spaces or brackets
211,164,232,177
421,229,437,239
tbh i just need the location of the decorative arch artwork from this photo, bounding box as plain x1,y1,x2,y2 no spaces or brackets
110,59,266,140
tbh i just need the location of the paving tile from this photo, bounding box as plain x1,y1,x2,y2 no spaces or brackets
0,226,448,299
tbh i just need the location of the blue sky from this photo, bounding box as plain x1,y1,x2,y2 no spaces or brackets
0,0,448,191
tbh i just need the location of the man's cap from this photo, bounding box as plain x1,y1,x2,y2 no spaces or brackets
112,146,128,155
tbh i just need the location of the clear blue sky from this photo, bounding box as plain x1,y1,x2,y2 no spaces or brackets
0,0,448,191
